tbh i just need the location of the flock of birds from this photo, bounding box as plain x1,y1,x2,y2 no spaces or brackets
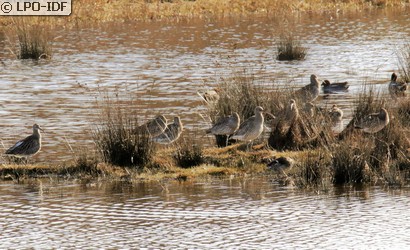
3,73,405,168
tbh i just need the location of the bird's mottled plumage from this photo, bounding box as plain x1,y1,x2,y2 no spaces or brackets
197,88,220,105
206,112,240,147
389,73,407,97
267,156,295,173
231,106,264,149
321,80,349,93
272,99,299,132
329,105,343,123
6,124,43,157
152,117,183,144
207,112,240,135
354,108,390,134
295,74,320,102
304,102,315,117
137,115,167,137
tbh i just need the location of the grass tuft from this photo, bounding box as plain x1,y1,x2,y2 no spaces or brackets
174,139,204,168
204,71,270,147
331,140,373,184
92,93,156,168
293,151,332,189
276,34,307,61
10,19,52,60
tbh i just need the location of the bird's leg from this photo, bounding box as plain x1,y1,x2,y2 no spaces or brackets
225,136,229,147
249,141,254,151
246,141,252,151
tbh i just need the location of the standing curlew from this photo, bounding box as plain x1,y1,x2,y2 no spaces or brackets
295,74,321,102
389,73,407,97
5,124,44,160
321,80,349,93
206,112,240,147
354,108,390,134
152,116,183,144
231,106,264,151
136,115,167,137
284,99,299,123
272,99,299,132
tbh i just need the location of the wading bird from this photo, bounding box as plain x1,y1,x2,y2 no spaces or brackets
354,108,389,134
5,124,44,162
389,73,407,97
267,156,295,176
295,74,321,102
206,112,240,147
231,106,264,151
136,115,167,137
152,116,183,144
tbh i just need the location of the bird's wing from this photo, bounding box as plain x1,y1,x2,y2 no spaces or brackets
355,114,378,128
234,116,256,135
5,135,40,155
213,116,231,127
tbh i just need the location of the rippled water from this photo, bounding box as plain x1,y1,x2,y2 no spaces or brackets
0,177,409,249
0,10,409,162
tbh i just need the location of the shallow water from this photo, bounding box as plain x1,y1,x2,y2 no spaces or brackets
0,177,409,249
0,10,409,162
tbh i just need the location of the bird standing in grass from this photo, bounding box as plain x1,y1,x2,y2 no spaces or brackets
137,115,167,137
389,73,407,97
206,112,240,147
272,99,299,133
329,105,343,124
354,108,390,134
5,124,44,161
231,106,264,151
295,74,321,102
152,116,183,144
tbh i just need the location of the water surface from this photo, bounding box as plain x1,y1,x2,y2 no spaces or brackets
0,177,409,249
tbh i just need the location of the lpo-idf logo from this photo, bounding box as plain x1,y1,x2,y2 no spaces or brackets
1,0,71,15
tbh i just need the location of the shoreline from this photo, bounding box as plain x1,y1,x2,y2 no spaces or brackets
1,143,407,188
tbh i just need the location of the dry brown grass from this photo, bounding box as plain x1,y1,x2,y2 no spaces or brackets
397,42,410,83
276,33,307,61
0,0,407,27
69,0,409,23
5,18,53,59
92,91,156,168
331,87,410,186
